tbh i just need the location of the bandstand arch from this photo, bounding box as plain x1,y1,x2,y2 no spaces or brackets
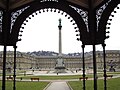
1,1,120,90
98,0,120,41
11,1,88,45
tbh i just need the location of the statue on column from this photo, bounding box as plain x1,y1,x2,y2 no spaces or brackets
55,18,65,72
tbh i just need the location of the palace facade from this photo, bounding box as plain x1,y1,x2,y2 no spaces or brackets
0,50,120,71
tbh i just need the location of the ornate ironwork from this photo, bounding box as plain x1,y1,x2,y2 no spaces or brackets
69,5,89,32
11,6,29,32
0,11,3,32
96,0,111,31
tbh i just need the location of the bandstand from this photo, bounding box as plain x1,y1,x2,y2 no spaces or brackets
0,0,120,90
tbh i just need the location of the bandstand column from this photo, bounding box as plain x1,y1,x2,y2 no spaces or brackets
93,44,97,90
88,0,98,90
2,0,11,90
2,45,7,90
82,44,86,90
13,46,17,90
102,43,107,90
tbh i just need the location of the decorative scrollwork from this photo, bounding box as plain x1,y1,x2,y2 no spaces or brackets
11,6,29,32
69,5,89,32
70,0,112,32
96,0,111,31
0,11,3,32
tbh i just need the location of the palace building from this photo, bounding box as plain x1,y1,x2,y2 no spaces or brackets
0,50,120,72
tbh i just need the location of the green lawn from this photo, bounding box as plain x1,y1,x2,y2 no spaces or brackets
17,75,81,80
0,81,49,90
17,74,102,80
16,73,117,80
69,77,120,90
0,72,119,90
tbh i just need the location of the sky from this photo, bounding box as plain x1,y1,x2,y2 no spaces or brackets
1,6,120,54
17,12,83,54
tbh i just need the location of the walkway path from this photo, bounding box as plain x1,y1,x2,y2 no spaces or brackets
44,74,120,90
45,82,71,90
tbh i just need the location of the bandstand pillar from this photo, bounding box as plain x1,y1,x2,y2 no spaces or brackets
92,44,97,90
2,0,11,90
102,43,107,90
13,46,17,90
82,44,86,90
88,0,98,89
2,45,7,90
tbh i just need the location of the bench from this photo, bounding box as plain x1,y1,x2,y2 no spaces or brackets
31,78,39,81
105,75,113,78
79,77,88,80
7,76,13,80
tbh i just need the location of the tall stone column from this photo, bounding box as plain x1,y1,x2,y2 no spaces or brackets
58,18,62,56
55,18,65,72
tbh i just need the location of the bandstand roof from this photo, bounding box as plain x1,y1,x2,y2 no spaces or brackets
0,0,103,10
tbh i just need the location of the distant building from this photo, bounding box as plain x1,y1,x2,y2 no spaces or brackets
0,51,36,71
0,50,120,71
